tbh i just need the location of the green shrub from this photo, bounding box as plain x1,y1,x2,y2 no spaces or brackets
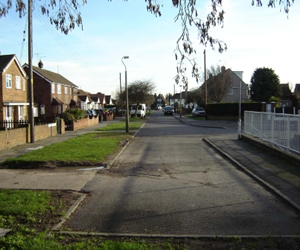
60,108,86,122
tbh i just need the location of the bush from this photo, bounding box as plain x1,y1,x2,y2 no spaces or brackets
60,108,86,122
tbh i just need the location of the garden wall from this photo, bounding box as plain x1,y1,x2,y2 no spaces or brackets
0,123,59,151
72,116,99,131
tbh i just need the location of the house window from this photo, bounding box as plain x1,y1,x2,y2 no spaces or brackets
23,78,26,91
16,76,21,89
57,105,62,114
227,89,234,95
18,106,23,120
52,83,55,93
33,107,38,117
57,84,61,94
70,88,72,95
6,74,12,88
40,105,45,115
65,86,68,94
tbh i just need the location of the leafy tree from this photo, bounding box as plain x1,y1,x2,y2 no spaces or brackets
0,0,293,83
186,87,204,107
128,80,156,117
250,67,281,102
204,65,231,103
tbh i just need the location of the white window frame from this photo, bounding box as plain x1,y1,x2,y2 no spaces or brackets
65,86,68,95
18,106,23,120
40,105,45,115
52,83,55,94
15,76,21,89
6,74,12,88
57,84,61,94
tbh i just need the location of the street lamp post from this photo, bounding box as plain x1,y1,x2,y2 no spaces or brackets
121,56,129,133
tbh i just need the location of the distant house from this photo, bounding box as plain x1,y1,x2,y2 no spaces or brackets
294,84,300,96
0,54,29,123
153,93,167,108
105,95,113,105
280,84,292,107
77,89,93,110
201,66,249,103
23,64,78,119
170,92,191,110
90,93,106,110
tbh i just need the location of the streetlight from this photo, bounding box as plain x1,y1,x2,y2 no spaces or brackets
121,56,129,133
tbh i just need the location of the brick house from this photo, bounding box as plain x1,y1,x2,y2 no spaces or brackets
201,66,250,103
0,54,29,123
23,64,78,119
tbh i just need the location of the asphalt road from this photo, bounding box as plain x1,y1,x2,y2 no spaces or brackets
65,111,300,236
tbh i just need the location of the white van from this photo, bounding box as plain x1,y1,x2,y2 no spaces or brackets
130,104,146,118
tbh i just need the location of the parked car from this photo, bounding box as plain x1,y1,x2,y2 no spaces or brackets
192,107,205,117
86,109,98,119
164,106,174,116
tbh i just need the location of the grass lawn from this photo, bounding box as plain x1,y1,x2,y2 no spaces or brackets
97,118,145,131
1,132,134,168
0,190,184,249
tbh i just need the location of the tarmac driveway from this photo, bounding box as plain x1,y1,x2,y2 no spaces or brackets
64,112,300,236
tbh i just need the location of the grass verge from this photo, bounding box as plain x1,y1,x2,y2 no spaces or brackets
1,190,184,249
1,132,134,169
97,118,144,131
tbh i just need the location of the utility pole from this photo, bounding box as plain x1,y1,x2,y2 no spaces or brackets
204,49,207,107
119,72,123,117
28,0,35,143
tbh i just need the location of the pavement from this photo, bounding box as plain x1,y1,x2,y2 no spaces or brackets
0,113,300,236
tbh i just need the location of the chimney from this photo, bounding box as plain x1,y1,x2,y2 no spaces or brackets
38,60,44,69
221,66,225,73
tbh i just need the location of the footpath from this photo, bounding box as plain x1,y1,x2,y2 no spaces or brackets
174,114,300,212
0,117,123,192
0,114,299,213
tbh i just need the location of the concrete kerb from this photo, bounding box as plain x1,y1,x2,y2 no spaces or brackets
203,137,300,213
55,230,300,239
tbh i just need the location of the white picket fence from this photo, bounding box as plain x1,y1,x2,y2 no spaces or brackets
244,111,300,154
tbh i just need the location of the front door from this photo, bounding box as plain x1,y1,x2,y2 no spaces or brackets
5,106,13,128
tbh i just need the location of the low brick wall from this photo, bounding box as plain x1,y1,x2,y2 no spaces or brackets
0,127,29,150
0,122,59,151
72,116,99,131
34,123,58,141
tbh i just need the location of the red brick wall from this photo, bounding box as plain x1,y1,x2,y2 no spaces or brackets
72,117,99,131
0,123,60,151
0,127,29,150
34,123,58,141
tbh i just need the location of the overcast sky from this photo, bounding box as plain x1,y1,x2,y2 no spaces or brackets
1,0,299,98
